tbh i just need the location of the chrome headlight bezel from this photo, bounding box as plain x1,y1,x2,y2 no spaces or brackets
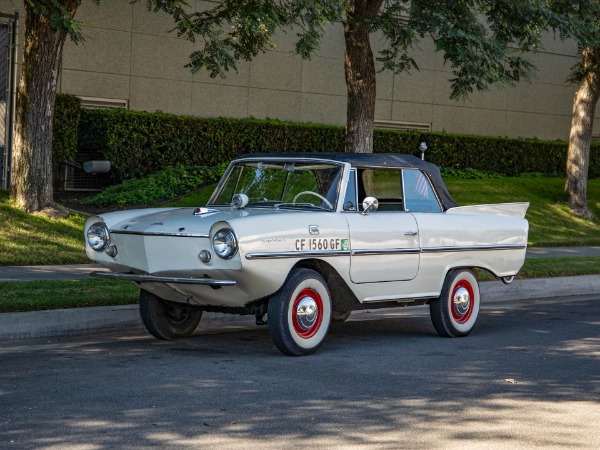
87,221,111,252
212,228,238,260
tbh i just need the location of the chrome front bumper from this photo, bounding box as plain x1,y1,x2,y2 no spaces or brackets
90,271,236,286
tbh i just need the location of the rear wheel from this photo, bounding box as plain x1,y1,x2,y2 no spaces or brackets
430,269,480,337
268,268,332,356
140,290,202,340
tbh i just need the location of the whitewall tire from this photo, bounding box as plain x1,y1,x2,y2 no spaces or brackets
430,269,480,337
268,268,332,356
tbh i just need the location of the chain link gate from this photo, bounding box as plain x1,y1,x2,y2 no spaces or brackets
0,12,17,190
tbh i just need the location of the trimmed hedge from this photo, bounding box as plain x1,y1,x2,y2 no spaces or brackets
78,109,347,179
378,130,599,178
52,93,81,163
77,108,600,179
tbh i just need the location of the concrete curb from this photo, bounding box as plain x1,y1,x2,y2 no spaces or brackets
0,306,258,341
481,274,600,302
1,275,599,340
0,305,141,340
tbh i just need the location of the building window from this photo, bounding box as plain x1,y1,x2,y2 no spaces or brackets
374,120,431,132
79,96,128,110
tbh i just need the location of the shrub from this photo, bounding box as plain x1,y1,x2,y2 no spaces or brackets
82,164,226,207
52,93,81,163
77,108,600,179
79,109,347,179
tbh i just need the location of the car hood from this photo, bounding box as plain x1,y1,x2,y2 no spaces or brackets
102,206,317,236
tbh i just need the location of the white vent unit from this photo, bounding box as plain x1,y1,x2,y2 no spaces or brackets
79,96,128,110
374,120,431,132
83,160,111,174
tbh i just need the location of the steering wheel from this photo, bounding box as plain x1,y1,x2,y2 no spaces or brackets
292,191,333,209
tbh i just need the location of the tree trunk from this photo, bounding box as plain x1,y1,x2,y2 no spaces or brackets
10,1,80,212
565,48,600,220
343,0,383,154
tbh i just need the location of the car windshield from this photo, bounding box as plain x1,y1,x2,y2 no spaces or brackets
210,161,343,211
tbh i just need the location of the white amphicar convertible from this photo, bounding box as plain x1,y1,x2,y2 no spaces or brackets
85,153,529,356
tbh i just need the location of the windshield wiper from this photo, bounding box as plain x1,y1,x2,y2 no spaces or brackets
275,202,330,211
247,199,280,207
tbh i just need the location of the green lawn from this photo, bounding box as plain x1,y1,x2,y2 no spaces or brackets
518,256,600,278
1,176,599,268
171,177,600,247
0,190,88,266
445,177,600,247
0,279,139,313
1,177,600,313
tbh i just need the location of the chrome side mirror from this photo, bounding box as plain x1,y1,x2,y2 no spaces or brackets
232,193,249,209
361,196,379,215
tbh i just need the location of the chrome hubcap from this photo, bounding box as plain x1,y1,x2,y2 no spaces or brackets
453,287,471,317
295,296,319,331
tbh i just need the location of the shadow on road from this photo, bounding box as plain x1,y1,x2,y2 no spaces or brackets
1,300,599,448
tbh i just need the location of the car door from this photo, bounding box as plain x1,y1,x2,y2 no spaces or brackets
343,168,420,283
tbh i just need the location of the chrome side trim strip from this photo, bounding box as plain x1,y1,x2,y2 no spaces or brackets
362,294,437,303
245,245,525,260
90,271,236,286
111,230,210,238
245,250,351,260
351,248,420,256
421,245,526,253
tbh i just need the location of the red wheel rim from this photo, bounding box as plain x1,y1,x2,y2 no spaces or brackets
451,280,474,324
292,288,323,339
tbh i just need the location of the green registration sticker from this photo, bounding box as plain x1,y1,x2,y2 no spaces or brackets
341,239,350,251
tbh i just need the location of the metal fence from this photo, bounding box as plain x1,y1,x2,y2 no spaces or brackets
0,12,17,190
60,152,115,191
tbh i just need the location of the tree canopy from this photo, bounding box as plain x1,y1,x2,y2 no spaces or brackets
171,0,557,99
13,0,596,212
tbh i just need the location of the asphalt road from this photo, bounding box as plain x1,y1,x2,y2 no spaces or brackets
1,296,599,449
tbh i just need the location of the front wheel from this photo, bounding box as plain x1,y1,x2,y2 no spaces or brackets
268,268,332,356
140,290,202,340
430,269,480,337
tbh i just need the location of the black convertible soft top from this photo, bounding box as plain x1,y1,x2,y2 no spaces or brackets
236,152,459,210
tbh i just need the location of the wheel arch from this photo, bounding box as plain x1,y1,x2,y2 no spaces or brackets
443,261,508,282
445,265,514,285
290,259,361,313
435,265,482,296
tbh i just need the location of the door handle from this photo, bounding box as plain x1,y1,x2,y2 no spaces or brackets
404,231,418,236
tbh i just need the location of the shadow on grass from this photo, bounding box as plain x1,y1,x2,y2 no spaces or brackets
0,190,87,265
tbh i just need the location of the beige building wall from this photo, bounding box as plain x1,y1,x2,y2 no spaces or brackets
0,0,596,141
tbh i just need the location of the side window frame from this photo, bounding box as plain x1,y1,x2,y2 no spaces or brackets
401,168,443,213
358,168,405,212
343,168,359,212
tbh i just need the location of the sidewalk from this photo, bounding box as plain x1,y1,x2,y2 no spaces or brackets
525,246,600,258
0,264,108,282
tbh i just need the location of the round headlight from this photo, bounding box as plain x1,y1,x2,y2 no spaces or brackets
212,229,238,259
87,222,110,252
